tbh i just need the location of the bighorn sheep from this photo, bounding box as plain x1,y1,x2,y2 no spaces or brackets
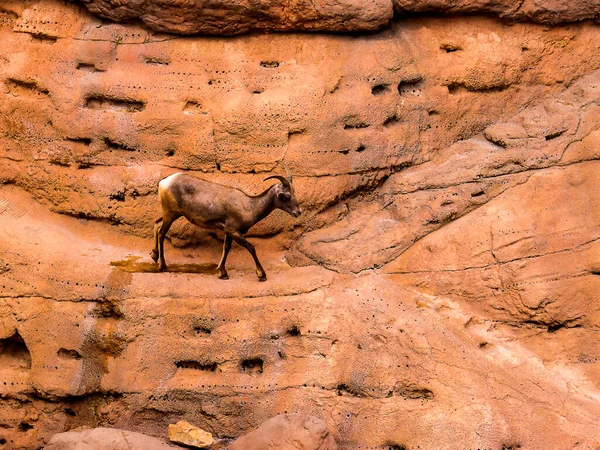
150,167,301,281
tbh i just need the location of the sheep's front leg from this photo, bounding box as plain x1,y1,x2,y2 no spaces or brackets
157,215,176,271
231,232,267,281
217,234,232,280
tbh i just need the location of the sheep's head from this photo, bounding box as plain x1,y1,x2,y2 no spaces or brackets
264,174,302,218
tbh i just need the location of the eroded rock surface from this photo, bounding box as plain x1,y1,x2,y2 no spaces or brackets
1,1,600,450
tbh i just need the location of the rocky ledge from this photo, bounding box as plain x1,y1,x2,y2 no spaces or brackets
72,0,600,35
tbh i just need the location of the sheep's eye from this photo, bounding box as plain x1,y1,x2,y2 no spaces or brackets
278,192,291,200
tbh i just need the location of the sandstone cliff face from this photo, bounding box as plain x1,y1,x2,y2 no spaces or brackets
1,1,600,449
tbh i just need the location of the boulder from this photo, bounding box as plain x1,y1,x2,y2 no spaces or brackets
44,427,177,450
168,421,215,448
229,414,338,450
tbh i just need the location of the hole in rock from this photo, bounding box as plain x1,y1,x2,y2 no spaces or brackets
88,301,123,320
545,130,564,140
288,128,305,138
6,77,49,96
194,326,211,335
76,62,101,72
144,56,169,66
447,81,509,94
386,445,408,450
0,438,5,445
104,137,136,152
31,33,57,43
0,331,31,370
85,95,145,112
471,190,485,198
447,83,461,95
398,77,424,96
109,191,126,202
371,84,390,95
287,326,301,337
396,384,434,400
343,122,369,130
57,348,82,360
241,358,263,374
66,137,91,146
183,100,205,114
383,114,401,126
260,61,279,68
336,383,364,397
547,323,565,333
440,43,461,53
19,422,33,431
176,361,217,371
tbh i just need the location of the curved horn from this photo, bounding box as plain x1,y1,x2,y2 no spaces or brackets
282,161,292,183
264,175,290,188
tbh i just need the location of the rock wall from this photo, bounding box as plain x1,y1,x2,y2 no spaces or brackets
1,1,600,449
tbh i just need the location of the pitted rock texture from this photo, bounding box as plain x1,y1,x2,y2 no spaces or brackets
1,1,600,450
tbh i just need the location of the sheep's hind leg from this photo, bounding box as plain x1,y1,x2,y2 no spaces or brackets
231,232,267,281
217,234,232,280
157,215,177,271
150,217,163,262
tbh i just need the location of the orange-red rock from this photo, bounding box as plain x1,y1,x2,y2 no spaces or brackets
1,1,600,450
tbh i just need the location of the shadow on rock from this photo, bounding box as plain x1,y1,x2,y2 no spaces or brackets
110,255,218,274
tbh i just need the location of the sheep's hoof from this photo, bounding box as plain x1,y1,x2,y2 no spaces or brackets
150,249,159,262
258,274,267,282
218,271,229,280
158,262,167,272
